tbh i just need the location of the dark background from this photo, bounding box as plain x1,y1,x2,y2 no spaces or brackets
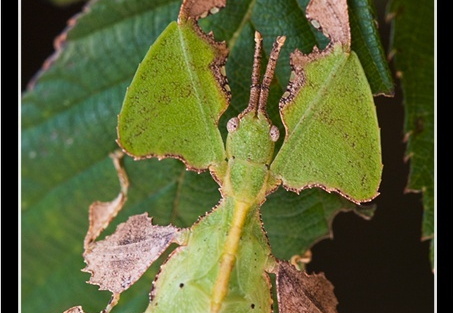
21,0,435,312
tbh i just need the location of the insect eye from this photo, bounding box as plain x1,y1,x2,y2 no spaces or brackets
269,125,280,142
227,117,240,133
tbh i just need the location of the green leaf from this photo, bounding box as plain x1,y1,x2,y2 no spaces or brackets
388,0,434,266
262,188,356,260
21,0,388,312
348,0,394,95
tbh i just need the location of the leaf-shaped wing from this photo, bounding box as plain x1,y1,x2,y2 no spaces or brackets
117,20,229,171
270,0,381,203
83,213,179,294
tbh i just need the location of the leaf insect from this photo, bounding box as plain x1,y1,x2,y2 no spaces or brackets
78,0,382,312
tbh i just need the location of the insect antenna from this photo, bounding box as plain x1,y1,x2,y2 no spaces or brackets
257,35,286,112
248,31,263,115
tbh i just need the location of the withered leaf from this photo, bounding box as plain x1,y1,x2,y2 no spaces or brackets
305,0,350,47
83,213,179,294
275,261,338,313
63,306,86,313
84,151,129,250
179,0,227,20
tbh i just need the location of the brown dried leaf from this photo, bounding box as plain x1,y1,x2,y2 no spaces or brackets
63,307,86,313
275,261,338,313
306,0,350,47
83,213,179,294
179,0,227,21
84,151,129,250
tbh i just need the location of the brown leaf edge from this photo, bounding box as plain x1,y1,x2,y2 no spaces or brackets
278,0,352,108
273,260,338,313
178,0,227,21
84,150,129,250
25,1,90,91
178,0,231,112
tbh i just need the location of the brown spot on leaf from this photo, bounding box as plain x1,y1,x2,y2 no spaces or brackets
83,213,179,294
275,261,338,313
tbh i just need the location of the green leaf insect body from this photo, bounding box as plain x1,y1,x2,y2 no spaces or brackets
121,26,286,312
114,0,381,312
